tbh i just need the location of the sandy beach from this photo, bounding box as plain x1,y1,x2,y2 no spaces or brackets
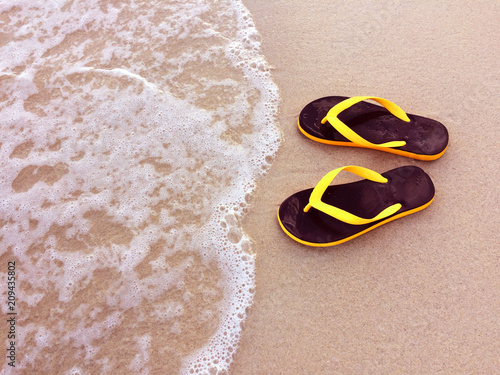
231,0,500,373
0,0,498,374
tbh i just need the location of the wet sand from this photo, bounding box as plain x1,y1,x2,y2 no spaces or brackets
232,0,500,373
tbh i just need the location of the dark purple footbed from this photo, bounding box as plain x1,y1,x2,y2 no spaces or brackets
299,96,448,156
278,166,435,245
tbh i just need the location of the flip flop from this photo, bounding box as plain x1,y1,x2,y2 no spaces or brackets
277,165,435,247
298,96,449,160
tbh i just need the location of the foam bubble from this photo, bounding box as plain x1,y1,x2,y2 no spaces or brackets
0,0,280,373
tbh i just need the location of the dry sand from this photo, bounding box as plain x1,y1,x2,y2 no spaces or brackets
231,0,500,373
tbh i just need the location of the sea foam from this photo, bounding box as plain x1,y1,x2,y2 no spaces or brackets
0,0,280,373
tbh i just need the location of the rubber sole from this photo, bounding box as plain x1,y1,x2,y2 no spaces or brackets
278,197,434,247
298,96,449,161
277,165,435,247
299,119,448,161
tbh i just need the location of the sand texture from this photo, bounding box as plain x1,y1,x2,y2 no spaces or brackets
232,0,500,373
0,0,499,374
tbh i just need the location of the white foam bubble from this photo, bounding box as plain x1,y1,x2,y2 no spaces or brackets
0,0,280,373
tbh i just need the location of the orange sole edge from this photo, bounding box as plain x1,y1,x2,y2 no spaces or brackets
277,196,434,247
298,119,448,161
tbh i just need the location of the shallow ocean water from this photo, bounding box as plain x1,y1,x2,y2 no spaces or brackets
0,0,280,373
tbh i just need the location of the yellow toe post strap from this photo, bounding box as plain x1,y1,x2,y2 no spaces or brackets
303,166,402,225
321,96,410,149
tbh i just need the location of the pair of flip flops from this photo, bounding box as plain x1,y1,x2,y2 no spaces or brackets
278,96,449,247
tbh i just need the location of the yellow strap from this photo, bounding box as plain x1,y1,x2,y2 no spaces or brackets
303,166,402,225
321,96,410,148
